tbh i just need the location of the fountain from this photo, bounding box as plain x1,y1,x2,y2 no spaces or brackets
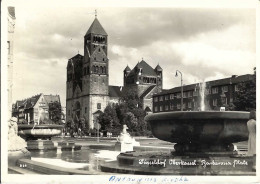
18,124,64,151
17,108,71,152
199,81,206,111
99,81,255,175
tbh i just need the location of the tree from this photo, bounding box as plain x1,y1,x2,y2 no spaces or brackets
120,88,143,110
98,88,149,136
98,104,120,132
48,101,62,124
233,69,256,111
123,112,138,133
118,88,147,135
65,119,75,137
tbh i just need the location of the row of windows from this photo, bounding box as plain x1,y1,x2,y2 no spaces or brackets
143,77,157,84
83,66,107,75
155,91,196,102
154,98,228,112
93,36,106,43
154,102,193,112
92,65,106,74
126,76,161,85
154,85,239,102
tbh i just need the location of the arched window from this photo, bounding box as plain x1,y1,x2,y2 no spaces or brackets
103,67,106,74
100,66,103,74
96,66,99,73
92,66,96,73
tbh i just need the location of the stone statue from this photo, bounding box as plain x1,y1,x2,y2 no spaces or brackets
8,117,27,151
117,124,132,143
115,124,140,152
247,111,256,156
8,117,30,166
247,111,256,171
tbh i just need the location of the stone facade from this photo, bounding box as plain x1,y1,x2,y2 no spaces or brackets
7,7,16,119
66,16,163,129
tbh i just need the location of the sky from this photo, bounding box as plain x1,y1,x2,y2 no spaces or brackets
8,1,256,108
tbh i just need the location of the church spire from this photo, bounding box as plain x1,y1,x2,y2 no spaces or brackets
85,15,107,36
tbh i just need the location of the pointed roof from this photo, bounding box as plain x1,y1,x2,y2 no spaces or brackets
86,18,107,36
124,65,131,72
155,64,162,71
129,60,157,76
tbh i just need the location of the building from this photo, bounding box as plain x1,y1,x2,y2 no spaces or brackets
152,74,255,113
123,60,163,112
66,16,162,129
7,7,16,119
12,94,61,123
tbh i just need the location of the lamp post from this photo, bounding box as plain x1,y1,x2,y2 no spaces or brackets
175,70,183,111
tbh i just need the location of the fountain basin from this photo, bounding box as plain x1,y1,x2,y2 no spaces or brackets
145,111,249,153
18,124,64,140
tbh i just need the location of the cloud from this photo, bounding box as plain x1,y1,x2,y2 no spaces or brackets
11,6,256,107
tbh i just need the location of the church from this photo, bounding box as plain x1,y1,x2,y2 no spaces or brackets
66,15,162,129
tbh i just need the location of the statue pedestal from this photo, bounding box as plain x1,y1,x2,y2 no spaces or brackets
115,125,140,152
115,142,133,152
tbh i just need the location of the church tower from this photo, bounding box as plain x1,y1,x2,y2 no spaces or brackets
82,14,109,129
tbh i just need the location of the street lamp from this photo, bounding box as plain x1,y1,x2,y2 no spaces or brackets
175,70,183,111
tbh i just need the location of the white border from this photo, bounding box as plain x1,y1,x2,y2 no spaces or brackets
1,0,259,183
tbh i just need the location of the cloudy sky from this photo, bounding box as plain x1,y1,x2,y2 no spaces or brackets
8,1,256,107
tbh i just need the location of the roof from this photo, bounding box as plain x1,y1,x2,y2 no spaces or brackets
18,94,42,109
156,83,197,96
44,95,60,104
206,74,254,87
16,100,25,107
8,7,15,18
69,54,83,61
86,18,107,36
140,85,156,98
153,74,255,97
109,86,123,98
124,65,131,72
155,64,162,71
128,60,157,76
